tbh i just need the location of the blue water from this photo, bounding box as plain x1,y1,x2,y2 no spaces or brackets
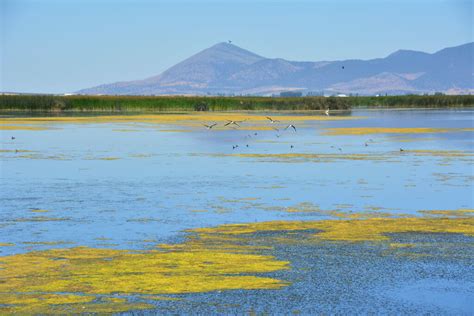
0,109,473,256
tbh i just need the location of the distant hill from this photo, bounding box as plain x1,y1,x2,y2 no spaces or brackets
78,42,474,96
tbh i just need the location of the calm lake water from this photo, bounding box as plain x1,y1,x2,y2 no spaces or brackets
1,109,473,314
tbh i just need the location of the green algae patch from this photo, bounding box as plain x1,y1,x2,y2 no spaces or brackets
8,216,71,223
0,149,34,153
30,209,50,213
0,241,289,313
323,127,473,136
97,157,120,161
0,293,153,315
192,215,474,243
2,210,473,313
203,153,391,163
0,125,52,131
419,209,474,218
21,241,73,246
404,150,474,158
0,113,359,126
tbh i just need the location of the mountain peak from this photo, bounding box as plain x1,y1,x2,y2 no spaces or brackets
201,42,264,62
78,42,473,96
387,49,428,59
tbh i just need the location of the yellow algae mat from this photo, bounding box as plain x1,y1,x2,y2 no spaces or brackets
1,209,473,314
0,113,360,131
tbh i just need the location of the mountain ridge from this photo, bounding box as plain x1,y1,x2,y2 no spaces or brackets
78,42,474,96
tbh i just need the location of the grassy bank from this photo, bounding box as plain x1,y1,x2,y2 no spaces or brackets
0,94,472,112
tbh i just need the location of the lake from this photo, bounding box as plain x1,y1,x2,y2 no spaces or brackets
1,109,473,314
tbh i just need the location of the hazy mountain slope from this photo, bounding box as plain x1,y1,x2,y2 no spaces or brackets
78,42,473,95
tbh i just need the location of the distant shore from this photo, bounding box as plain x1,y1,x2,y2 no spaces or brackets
0,94,473,112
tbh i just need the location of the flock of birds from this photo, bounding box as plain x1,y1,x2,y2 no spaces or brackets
201,111,406,152
8,109,405,153
203,116,299,150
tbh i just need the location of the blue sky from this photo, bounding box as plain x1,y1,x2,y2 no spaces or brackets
1,0,472,93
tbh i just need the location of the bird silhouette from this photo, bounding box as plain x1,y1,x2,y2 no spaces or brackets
266,117,280,123
203,123,217,129
285,124,297,132
224,120,241,127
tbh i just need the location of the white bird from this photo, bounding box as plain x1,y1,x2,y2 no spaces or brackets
203,123,217,129
266,116,280,123
224,120,241,127
325,109,330,116
285,124,297,132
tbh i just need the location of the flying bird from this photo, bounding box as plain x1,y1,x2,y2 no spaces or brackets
233,145,239,150
285,124,297,132
325,109,330,116
224,120,241,127
11,136,15,140
203,123,217,129
266,117,280,123
228,40,232,44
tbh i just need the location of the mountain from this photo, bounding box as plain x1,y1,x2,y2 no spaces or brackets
78,42,474,96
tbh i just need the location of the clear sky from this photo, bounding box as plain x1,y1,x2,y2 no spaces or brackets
1,0,472,93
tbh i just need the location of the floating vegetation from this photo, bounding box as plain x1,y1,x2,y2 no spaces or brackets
126,217,164,223
0,149,34,153
129,153,154,158
323,127,474,136
200,152,393,163
0,246,288,314
404,150,474,158
0,125,51,131
0,243,14,247
29,209,50,213
112,129,142,132
192,212,474,242
190,209,209,213
1,210,473,313
0,113,358,126
7,216,71,223
419,209,474,218
0,293,153,314
21,241,73,246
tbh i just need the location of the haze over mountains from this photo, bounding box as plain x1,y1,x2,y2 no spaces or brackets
78,42,473,96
